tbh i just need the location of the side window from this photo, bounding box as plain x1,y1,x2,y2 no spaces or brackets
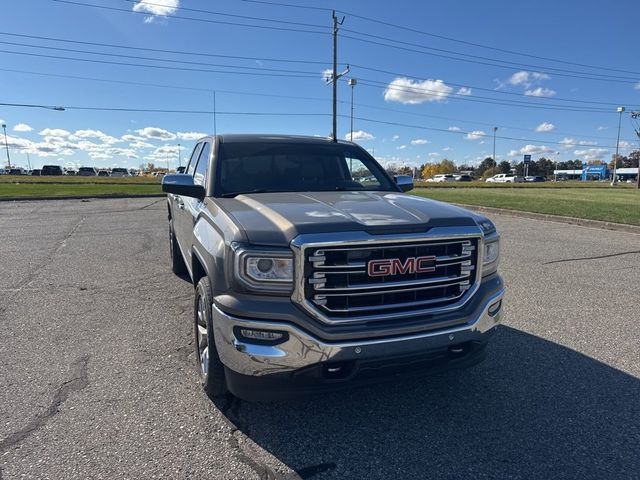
186,143,202,176
193,142,211,187
345,156,381,189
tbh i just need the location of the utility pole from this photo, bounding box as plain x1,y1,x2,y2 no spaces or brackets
178,143,181,167
492,127,497,175
631,111,640,189
2,123,10,168
26,152,31,170
348,78,357,141
327,11,348,142
611,107,625,186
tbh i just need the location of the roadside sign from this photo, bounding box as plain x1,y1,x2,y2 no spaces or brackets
523,154,532,164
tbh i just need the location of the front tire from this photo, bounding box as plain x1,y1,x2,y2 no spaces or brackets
194,277,227,398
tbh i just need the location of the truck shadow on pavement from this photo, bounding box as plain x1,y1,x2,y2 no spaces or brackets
217,325,640,479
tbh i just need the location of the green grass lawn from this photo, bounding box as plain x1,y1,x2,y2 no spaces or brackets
412,187,640,225
0,182,163,198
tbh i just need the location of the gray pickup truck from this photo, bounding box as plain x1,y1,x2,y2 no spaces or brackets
162,134,504,401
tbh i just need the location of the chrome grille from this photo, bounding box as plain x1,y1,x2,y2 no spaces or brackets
302,238,480,320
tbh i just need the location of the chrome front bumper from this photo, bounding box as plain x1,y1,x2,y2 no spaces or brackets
212,288,505,377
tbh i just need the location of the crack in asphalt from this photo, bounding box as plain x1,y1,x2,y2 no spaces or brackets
218,396,335,480
0,355,90,453
543,249,640,265
15,215,86,289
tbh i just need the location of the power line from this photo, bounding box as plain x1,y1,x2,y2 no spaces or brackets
52,0,329,35
0,49,320,78
342,33,639,85
337,10,640,77
2,65,633,144
357,79,613,113
0,40,323,75
237,0,332,12
350,64,638,108
345,115,623,149
0,31,332,65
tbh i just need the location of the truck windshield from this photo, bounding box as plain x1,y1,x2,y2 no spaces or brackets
216,143,396,197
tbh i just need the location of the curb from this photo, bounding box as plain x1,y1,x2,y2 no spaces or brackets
0,194,166,202
455,203,640,235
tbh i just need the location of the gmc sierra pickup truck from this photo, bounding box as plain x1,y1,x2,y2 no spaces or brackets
162,134,504,401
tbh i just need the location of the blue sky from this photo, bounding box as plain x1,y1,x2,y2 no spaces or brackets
1,0,639,170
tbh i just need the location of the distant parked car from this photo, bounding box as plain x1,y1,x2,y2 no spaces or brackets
78,167,98,176
30,169,41,176
454,174,473,182
0,168,7,175
525,175,546,182
110,167,129,177
41,165,64,176
8,167,26,175
65,169,78,176
426,174,456,183
97,170,110,177
486,173,524,183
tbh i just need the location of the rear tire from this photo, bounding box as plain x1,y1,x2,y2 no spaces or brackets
194,277,227,398
169,220,187,275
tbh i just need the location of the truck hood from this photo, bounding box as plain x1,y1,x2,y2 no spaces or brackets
216,191,480,246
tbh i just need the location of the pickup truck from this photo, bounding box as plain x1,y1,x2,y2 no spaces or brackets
162,134,504,401
485,173,524,183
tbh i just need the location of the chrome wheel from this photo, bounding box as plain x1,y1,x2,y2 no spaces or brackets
196,295,209,376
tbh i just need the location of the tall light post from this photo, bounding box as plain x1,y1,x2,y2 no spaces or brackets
178,143,181,167
348,78,357,141
555,151,559,182
492,127,497,175
2,123,10,168
611,106,625,186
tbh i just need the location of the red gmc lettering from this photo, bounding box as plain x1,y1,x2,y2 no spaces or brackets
367,256,436,277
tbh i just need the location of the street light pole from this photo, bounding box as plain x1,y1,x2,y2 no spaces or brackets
2,123,11,168
348,78,357,141
178,143,181,167
555,151,559,182
612,106,625,186
492,127,497,175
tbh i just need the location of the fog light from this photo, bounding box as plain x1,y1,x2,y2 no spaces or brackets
235,327,288,345
488,300,502,317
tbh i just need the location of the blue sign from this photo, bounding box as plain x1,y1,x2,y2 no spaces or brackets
523,154,532,164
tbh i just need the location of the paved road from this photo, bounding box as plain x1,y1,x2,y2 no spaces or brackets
1,198,639,479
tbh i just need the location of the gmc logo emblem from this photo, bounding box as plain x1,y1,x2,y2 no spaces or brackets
367,256,436,277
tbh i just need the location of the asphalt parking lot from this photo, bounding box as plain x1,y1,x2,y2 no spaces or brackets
1,197,639,479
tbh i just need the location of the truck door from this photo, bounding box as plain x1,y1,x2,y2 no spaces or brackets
181,141,211,261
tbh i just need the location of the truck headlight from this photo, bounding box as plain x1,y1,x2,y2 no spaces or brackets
245,257,293,282
232,244,294,293
482,236,500,276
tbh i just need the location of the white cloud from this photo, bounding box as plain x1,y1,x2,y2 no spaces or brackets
410,138,429,145
635,82,640,90
618,140,633,149
129,141,155,149
574,148,609,161
442,147,451,151
560,137,597,147
384,77,453,104
132,0,179,22
508,71,550,88
391,135,400,141
397,145,407,150
13,123,33,132
176,131,207,141
535,122,556,132
346,130,374,141
597,126,608,131
135,127,176,140
39,128,70,138
428,152,440,158
456,87,472,96
508,144,553,157
465,130,486,140
121,134,147,142
448,126,461,132
524,87,556,97
74,129,107,138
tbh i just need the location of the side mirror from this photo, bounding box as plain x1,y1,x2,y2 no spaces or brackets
162,174,205,200
394,175,414,192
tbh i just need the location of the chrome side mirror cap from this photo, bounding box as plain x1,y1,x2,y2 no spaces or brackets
394,175,414,192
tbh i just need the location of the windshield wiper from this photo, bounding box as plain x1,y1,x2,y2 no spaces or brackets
221,189,279,198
